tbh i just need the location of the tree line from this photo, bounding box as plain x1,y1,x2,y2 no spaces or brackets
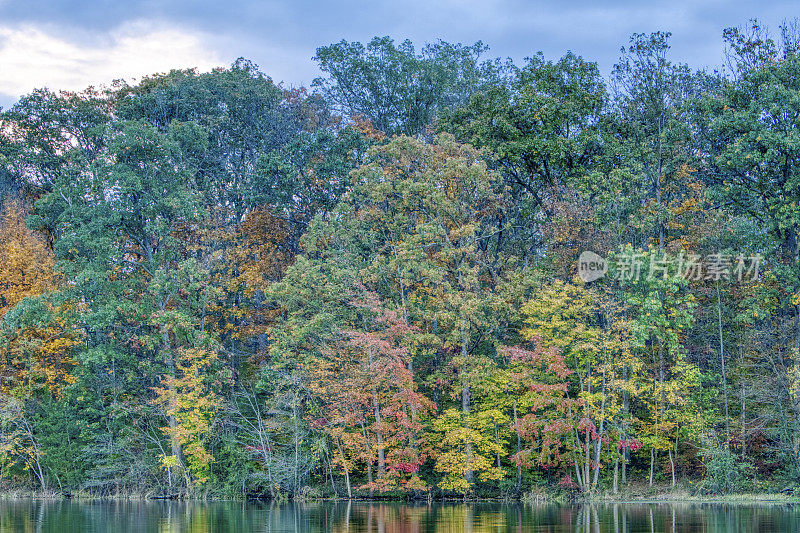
1,20,800,498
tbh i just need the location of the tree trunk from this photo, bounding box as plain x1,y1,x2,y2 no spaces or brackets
584,426,591,492
293,391,301,493
669,448,675,487
361,422,374,497
336,438,351,499
622,367,629,485
461,333,474,486
649,447,655,487
374,399,386,478
161,326,187,490
622,447,628,484
717,280,730,449
592,353,608,489
513,401,522,493
573,437,585,491
369,348,386,480
740,346,747,459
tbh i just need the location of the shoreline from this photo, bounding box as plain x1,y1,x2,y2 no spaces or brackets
2,491,799,505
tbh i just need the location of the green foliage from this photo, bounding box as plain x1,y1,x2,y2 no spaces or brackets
313,37,505,136
698,435,754,494
2,24,800,498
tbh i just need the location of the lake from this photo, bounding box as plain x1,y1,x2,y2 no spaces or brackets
0,500,798,532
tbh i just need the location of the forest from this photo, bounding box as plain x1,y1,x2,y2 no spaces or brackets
1,20,799,500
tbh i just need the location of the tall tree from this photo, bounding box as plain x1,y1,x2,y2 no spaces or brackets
313,37,501,136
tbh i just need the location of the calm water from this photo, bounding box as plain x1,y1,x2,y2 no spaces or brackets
0,500,798,532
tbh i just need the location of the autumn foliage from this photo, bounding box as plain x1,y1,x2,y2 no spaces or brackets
2,23,800,498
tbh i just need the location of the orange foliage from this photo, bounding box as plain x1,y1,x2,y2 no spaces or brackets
0,198,55,317
0,197,77,394
541,186,612,279
351,115,387,142
213,207,294,355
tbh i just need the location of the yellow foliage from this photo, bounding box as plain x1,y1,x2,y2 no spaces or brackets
0,197,77,395
0,198,55,317
152,347,224,486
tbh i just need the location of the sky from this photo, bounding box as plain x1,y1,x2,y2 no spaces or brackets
0,0,797,108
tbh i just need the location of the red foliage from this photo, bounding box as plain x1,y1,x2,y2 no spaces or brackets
306,289,434,492
502,343,580,471
617,438,643,452
558,474,580,489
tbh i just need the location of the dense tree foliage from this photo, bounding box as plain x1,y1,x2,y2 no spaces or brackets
1,20,800,498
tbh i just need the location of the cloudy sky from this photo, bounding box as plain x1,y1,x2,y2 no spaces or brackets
0,0,796,108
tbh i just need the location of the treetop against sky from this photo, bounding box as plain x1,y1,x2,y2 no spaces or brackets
0,0,796,107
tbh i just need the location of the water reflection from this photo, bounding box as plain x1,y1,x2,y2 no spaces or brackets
0,499,798,532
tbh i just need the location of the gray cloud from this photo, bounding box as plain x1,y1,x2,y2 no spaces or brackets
0,0,796,108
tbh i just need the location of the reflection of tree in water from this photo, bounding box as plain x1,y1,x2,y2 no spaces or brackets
1,500,800,531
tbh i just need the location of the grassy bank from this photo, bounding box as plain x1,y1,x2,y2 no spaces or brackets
597,492,800,504
590,483,800,504
3,481,800,505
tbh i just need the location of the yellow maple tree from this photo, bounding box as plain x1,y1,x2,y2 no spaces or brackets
0,197,76,394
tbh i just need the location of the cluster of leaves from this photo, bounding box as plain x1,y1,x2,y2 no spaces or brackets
1,20,800,498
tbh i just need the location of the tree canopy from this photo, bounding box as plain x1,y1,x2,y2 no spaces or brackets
1,20,800,499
